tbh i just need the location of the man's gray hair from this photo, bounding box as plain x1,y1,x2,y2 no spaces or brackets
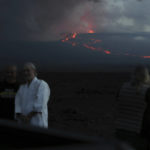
24,62,38,76
24,62,37,71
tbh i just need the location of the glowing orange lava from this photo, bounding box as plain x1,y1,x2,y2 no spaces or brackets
72,32,78,38
88,30,95,34
61,32,110,53
104,50,111,55
83,44,96,51
141,56,150,59
61,32,78,43
61,32,150,59
91,39,102,44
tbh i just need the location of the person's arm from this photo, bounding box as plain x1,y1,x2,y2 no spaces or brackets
16,113,29,123
27,81,50,119
15,87,22,120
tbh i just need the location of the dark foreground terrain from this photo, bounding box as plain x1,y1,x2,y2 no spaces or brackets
38,72,130,138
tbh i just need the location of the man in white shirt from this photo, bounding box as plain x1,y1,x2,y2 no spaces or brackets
15,63,50,128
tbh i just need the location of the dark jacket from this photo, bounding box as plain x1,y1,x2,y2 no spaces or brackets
0,80,20,120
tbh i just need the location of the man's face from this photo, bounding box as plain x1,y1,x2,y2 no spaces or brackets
23,65,35,82
5,66,17,83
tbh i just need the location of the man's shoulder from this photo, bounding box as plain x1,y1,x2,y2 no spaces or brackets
18,84,25,90
35,78,49,88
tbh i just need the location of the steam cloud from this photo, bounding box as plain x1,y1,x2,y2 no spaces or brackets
0,0,104,41
0,0,145,41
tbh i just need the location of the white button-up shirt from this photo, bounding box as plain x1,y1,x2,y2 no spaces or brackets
15,77,50,128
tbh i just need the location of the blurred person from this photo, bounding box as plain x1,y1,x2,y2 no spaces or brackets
0,65,20,120
115,65,150,150
15,62,50,128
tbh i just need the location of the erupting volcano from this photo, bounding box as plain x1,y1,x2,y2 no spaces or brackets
60,8,150,59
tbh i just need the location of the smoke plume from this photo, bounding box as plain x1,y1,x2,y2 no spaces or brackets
0,0,104,41
0,0,144,41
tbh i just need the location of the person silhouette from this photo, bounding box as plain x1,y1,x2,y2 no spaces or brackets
115,65,150,150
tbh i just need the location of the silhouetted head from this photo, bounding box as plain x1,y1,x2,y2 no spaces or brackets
23,62,37,83
131,65,150,85
4,65,17,84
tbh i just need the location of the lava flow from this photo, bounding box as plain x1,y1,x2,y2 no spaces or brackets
61,32,79,46
61,31,111,55
141,56,150,59
61,32,150,59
